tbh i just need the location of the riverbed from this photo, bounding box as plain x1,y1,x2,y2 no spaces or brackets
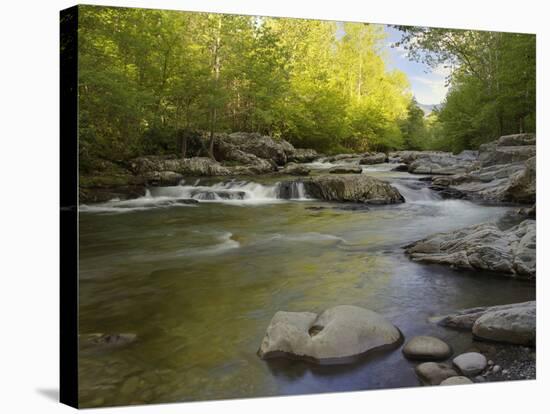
78,163,535,407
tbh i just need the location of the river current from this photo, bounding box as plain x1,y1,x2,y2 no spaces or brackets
78,162,535,407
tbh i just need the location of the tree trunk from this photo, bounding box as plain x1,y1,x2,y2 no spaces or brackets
181,136,187,158
519,116,524,134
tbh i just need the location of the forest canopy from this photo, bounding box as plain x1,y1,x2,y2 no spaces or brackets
394,26,536,152
77,6,536,170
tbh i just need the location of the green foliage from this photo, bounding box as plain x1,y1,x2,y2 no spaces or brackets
78,6,413,166
77,6,535,166
400,98,427,150
395,26,536,152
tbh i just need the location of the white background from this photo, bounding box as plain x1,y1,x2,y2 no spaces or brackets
0,0,547,412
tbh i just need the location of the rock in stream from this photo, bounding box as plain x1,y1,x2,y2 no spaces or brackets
258,305,402,364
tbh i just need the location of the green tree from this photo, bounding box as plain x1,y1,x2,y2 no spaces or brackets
395,26,536,151
400,98,427,150
77,5,417,172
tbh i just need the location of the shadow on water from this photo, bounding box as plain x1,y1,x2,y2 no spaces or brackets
264,335,405,381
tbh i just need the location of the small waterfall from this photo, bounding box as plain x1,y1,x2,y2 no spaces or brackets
391,181,441,203
81,180,314,213
148,180,281,203
275,181,310,200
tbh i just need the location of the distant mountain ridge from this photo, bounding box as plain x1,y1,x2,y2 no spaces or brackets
418,103,439,116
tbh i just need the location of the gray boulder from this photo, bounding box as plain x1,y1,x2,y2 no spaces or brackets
452,352,487,376
479,134,536,167
329,166,363,174
359,152,388,165
496,133,536,147
222,149,275,174
408,152,479,175
402,336,452,361
216,132,320,166
129,156,231,177
288,148,320,163
405,220,536,278
280,163,311,176
258,305,402,363
415,362,458,385
323,154,361,163
389,150,449,165
435,301,535,331
299,175,405,204
214,134,278,173
440,376,473,385
473,304,536,346
219,132,292,165
143,171,183,186
434,301,535,347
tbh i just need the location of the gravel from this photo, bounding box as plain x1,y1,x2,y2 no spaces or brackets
467,343,535,383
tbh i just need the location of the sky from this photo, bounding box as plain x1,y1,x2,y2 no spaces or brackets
383,26,451,105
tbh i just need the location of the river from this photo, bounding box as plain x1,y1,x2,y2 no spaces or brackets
78,162,535,407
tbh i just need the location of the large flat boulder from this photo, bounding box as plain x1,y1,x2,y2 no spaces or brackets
214,132,319,167
129,155,231,176
322,153,361,163
435,301,535,330
359,152,388,165
472,304,536,346
295,175,405,204
405,220,536,278
329,166,363,174
258,305,402,364
433,301,535,346
216,132,292,166
218,147,276,174
495,133,536,147
389,150,449,165
407,151,479,175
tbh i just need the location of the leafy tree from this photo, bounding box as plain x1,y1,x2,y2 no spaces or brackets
77,5,442,172
395,26,536,151
400,98,427,150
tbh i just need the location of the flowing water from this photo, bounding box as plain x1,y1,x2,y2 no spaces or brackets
78,162,535,407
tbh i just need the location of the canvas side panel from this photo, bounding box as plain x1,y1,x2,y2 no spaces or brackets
60,4,79,409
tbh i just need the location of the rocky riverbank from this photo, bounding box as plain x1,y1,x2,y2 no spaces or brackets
389,149,479,175
430,134,536,204
429,301,536,382
257,300,535,384
80,132,536,208
80,132,320,203
405,219,536,278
